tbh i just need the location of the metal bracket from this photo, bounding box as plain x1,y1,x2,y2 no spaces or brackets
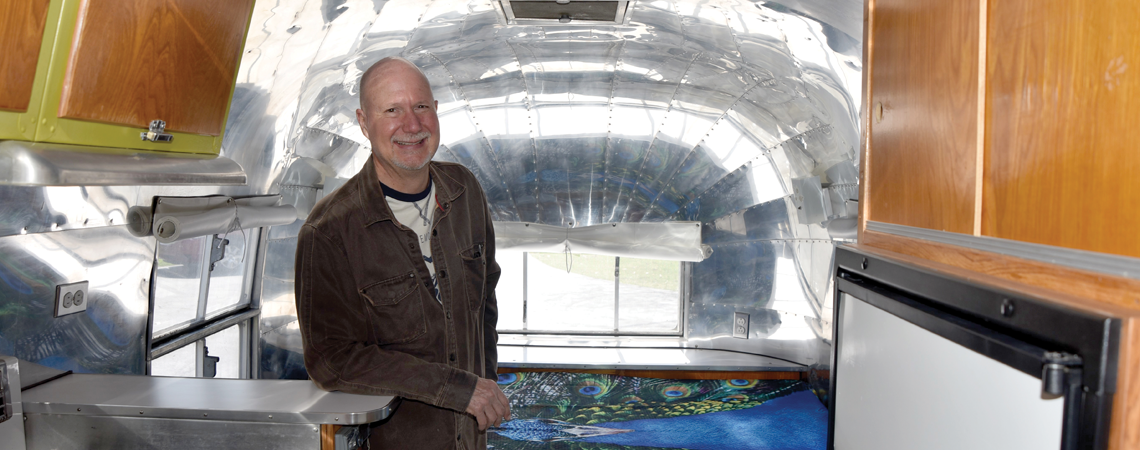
140,120,174,142
0,363,10,424
1042,351,1082,397
208,235,229,272
202,346,219,378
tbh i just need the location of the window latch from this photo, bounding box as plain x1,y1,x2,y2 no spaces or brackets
141,120,174,142
208,235,229,272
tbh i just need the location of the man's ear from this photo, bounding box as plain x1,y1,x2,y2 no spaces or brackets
356,108,371,140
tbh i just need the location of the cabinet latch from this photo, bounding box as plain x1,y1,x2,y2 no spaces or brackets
141,120,174,142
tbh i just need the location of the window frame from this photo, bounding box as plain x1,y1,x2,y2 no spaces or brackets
146,227,264,378
497,251,689,337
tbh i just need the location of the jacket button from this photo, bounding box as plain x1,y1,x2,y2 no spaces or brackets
449,354,456,362
446,311,452,319
439,270,447,279
457,435,461,442
432,229,437,236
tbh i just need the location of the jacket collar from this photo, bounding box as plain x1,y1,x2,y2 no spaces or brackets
357,158,465,227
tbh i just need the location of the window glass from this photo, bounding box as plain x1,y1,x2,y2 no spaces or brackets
205,324,242,379
618,258,681,332
526,252,615,332
150,344,195,377
152,236,206,336
205,229,258,318
495,250,525,330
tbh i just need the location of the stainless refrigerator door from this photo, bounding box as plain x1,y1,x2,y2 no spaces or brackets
833,293,1065,450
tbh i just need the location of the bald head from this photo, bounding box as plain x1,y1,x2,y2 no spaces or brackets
359,57,433,111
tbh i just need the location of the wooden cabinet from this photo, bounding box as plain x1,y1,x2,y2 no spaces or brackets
0,0,54,140
983,0,1140,258
0,0,254,154
864,0,981,235
0,0,52,113
863,0,1140,258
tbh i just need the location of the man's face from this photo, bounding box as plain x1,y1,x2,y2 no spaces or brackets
356,63,440,175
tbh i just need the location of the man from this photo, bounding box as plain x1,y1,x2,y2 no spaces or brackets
295,57,511,449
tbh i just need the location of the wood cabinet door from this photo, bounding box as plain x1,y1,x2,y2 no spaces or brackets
865,0,981,234
983,0,1140,258
56,0,254,137
0,0,52,112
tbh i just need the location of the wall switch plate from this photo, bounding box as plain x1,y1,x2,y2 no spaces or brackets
733,312,749,338
54,281,89,317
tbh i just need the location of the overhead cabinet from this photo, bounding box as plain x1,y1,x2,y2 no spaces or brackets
0,0,255,155
863,0,1140,259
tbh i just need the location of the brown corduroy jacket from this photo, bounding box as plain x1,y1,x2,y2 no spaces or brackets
295,159,500,449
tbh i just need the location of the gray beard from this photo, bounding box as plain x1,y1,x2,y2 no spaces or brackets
393,154,432,171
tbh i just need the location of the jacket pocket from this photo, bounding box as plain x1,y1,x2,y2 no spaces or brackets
459,243,487,311
359,272,427,344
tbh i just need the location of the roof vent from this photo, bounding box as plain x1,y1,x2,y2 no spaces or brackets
497,1,633,25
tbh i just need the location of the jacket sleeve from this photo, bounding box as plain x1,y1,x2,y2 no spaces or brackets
480,190,501,380
295,223,479,413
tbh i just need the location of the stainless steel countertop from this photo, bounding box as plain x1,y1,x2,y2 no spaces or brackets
21,374,394,425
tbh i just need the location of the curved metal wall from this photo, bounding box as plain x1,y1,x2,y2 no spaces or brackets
0,0,862,377
247,0,862,378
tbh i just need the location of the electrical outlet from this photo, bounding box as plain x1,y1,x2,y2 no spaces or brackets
732,312,749,339
54,281,89,318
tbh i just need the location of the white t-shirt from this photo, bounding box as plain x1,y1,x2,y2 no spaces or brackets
381,179,440,304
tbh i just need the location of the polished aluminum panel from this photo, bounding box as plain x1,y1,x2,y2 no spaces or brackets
0,227,152,374
0,356,27,450
25,415,319,450
0,141,246,187
0,185,138,239
22,374,393,424
258,219,306,380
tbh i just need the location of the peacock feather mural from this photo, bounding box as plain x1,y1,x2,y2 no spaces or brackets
489,372,827,450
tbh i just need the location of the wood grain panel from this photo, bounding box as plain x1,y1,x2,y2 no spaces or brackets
856,233,1140,449
0,0,52,112
856,0,874,242
320,424,338,450
57,0,254,136
1113,319,1140,450
861,230,1140,312
983,0,1140,258
866,0,979,233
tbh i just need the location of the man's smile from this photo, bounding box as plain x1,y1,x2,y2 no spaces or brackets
394,132,431,147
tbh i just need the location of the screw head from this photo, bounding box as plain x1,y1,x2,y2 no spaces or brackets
1000,298,1016,318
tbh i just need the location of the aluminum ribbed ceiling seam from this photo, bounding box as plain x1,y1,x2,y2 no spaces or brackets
249,0,859,228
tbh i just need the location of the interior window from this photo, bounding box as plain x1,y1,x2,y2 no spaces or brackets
496,250,683,335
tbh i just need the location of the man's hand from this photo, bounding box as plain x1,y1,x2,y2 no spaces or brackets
465,377,511,430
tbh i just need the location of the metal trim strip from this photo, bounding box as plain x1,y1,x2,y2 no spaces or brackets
150,309,260,360
0,140,247,186
835,278,1073,379
867,221,1140,280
